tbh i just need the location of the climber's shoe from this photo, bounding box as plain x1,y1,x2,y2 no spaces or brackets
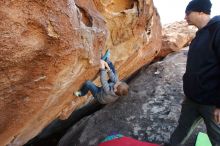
74,91,82,97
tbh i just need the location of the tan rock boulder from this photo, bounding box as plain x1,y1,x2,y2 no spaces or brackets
0,0,161,145
158,21,197,57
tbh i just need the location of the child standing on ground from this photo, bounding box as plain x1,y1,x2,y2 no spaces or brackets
74,50,129,104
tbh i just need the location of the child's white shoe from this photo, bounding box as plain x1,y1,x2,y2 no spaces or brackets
74,91,82,97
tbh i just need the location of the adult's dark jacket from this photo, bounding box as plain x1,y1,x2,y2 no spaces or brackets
183,16,220,107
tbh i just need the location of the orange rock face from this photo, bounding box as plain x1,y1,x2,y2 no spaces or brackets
159,21,197,57
0,0,161,145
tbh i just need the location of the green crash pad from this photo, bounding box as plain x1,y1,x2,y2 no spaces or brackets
195,132,212,146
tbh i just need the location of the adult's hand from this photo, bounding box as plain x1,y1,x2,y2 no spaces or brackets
214,108,220,124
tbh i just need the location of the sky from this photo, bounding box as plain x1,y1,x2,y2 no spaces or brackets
153,0,220,24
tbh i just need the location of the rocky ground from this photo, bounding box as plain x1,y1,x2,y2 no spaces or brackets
58,49,206,146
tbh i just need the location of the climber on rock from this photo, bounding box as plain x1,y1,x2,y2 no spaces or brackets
74,49,129,104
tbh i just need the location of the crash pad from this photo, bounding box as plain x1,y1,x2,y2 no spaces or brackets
195,132,212,146
99,136,159,146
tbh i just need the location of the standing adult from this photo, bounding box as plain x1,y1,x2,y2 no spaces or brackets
166,0,220,145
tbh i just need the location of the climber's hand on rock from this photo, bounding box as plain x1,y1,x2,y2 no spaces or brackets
100,60,105,69
104,61,110,71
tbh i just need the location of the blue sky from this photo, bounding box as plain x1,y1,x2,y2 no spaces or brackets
153,0,220,24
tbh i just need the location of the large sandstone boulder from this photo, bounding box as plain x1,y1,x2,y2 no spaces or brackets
158,21,197,58
0,0,161,145
58,50,206,146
